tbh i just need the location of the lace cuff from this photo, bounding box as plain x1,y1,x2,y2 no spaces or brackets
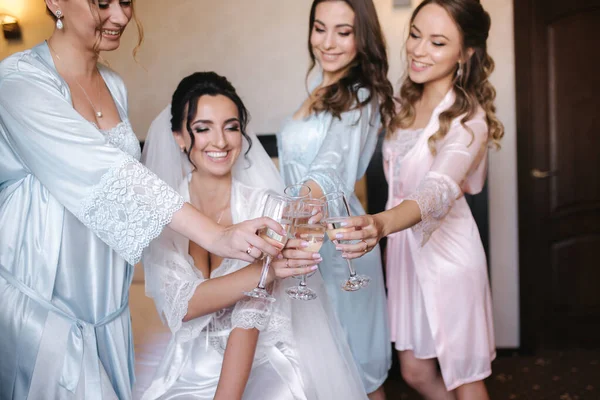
77,156,184,264
231,297,273,331
406,171,461,246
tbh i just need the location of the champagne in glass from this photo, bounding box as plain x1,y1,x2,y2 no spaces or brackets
322,192,371,292
244,194,294,302
286,198,325,301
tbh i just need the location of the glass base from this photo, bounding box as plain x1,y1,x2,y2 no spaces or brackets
286,285,317,301
341,274,371,292
243,287,276,302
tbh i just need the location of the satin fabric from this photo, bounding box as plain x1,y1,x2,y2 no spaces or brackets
0,42,181,399
384,90,496,390
277,85,391,393
140,180,305,400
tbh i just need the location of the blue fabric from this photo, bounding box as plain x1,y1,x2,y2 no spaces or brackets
277,87,392,393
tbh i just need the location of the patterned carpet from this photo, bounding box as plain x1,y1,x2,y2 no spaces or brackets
383,349,600,399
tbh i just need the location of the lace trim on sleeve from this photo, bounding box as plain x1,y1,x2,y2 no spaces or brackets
231,297,273,331
76,155,184,264
160,258,205,336
406,171,461,246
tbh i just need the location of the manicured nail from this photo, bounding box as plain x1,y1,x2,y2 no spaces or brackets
335,233,343,239
310,265,318,271
277,253,283,259
335,246,342,251
340,221,348,227
312,253,321,259
301,241,309,248
308,217,315,224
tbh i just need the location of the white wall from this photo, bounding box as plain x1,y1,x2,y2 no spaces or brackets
1,0,520,347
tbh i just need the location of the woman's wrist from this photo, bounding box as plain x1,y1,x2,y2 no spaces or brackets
374,212,390,239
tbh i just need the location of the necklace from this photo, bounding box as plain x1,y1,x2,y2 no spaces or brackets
47,42,104,119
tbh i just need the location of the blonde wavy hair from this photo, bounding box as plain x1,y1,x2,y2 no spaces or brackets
389,0,503,154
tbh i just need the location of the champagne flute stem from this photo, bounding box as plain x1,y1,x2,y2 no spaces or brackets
299,274,307,288
257,256,272,290
345,259,357,278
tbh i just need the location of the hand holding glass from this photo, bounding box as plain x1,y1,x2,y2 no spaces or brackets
244,194,294,302
322,191,371,291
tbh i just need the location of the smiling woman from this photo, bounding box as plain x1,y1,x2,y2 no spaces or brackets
275,1,395,399
0,1,293,398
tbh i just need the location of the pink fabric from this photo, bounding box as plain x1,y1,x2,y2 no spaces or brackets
383,91,496,390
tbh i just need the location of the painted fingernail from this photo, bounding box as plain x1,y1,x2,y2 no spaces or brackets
312,253,321,259
277,253,283,259
310,265,318,271
308,218,315,224
335,246,342,251
340,221,348,227
335,233,343,239
301,241,309,248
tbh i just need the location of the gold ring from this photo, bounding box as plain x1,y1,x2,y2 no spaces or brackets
361,240,368,253
246,245,253,255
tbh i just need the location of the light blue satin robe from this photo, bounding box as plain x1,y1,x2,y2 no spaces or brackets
277,87,392,392
0,42,183,399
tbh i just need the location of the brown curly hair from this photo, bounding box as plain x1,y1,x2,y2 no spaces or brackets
389,0,503,153
306,0,395,128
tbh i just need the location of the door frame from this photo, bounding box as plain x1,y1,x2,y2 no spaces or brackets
514,0,546,354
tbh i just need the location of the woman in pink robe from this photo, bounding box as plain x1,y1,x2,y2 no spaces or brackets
336,1,504,399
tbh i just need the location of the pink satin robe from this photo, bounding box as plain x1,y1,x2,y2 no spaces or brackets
383,90,496,390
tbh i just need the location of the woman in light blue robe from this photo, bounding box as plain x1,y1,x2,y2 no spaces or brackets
0,4,291,400
276,0,396,398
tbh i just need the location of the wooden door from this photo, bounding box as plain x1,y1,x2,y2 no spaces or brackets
515,0,600,351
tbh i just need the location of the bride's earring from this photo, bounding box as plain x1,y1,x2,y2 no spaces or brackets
56,10,64,30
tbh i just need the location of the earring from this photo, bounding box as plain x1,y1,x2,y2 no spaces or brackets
56,10,64,30
180,147,185,153
456,63,463,77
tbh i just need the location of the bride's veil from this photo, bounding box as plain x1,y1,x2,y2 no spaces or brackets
142,105,368,399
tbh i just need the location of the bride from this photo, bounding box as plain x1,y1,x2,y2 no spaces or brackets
140,72,368,400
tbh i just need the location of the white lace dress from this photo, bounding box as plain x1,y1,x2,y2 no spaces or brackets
141,180,304,400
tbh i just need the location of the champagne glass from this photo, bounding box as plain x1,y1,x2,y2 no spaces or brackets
284,183,312,203
286,198,325,300
244,194,294,302
322,191,371,291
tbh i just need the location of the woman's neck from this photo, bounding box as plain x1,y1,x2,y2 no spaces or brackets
421,75,453,110
321,66,350,87
47,34,99,79
188,171,233,219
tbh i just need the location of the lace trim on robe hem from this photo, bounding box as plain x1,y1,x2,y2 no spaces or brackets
405,171,461,246
76,155,185,265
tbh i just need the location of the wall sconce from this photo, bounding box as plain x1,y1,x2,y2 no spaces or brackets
393,0,412,7
0,14,22,40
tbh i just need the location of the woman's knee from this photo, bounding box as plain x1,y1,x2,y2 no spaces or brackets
400,358,438,388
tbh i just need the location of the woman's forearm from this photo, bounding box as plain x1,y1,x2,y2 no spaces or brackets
183,262,270,322
169,202,222,250
375,199,422,237
214,327,259,400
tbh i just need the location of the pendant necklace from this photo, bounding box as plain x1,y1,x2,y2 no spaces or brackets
47,42,104,119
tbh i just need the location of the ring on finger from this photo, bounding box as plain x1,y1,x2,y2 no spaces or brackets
246,244,254,255
360,239,368,253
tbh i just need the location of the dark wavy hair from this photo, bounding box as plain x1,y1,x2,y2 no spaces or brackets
307,0,395,128
389,0,504,152
46,0,144,58
170,72,252,167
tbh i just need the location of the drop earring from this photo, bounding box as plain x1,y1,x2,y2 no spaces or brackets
56,10,64,30
456,62,463,77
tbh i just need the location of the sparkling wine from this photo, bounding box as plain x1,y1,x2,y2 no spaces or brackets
258,219,292,247
295,224,326,253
